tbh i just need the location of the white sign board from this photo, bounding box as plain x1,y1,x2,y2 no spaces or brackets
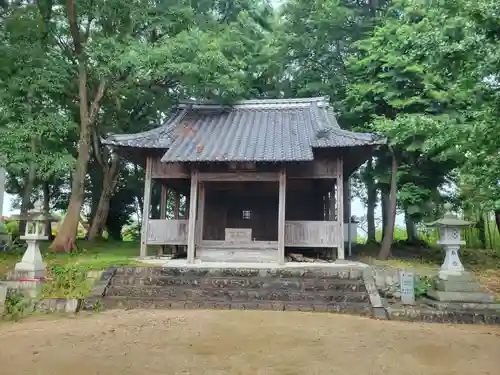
399,270,415,305
225,228,252,243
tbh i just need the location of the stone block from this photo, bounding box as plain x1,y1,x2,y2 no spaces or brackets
0,282,7,313
312,304,328,312
284,302,314,312
65,299,80,313
427,289,494,303
422,298,500,311
372,307,388,320
438,272,474,282
436,279,482,293
230,302,247,310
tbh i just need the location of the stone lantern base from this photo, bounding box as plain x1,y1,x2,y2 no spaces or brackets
427,272,494,304
14,237,46,279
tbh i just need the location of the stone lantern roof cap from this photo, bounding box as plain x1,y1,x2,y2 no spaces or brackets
425,203,474,228
29,212,60,222
10,212,60,222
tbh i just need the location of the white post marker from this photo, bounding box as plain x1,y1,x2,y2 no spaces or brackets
399,270,415,305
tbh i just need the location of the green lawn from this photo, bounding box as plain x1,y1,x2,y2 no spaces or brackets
0,240,157,280
0,241,160,302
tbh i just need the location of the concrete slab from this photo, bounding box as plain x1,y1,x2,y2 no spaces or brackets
438,272,474,282
160,259,368,270
423,298,500,311
436,279,482,293
0,282,7,313
372,306,388,320
427,289,494,303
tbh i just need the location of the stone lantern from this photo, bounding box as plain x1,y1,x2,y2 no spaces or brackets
14,201,59,279
426,203,473,279
425,203,493,304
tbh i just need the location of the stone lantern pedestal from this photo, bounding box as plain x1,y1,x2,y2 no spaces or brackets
15,234,47,279
425,204,494,304
13,204,58,280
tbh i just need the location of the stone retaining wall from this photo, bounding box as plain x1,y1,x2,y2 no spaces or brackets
94,266,373,315
388,306,500,324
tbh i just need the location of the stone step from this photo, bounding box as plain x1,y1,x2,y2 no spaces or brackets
427,290,494,303
110,276,366,292
422,298,500,311
387,306,500,325
436,279,482,293
112,266,365,280
105,285,369,303
101,296,372,315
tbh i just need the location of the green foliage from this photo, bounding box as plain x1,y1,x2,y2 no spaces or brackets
3,219,19,237
122,224,141,242
0,0,500,249
2,291,31,321
414,275,436,298
42,265,91,299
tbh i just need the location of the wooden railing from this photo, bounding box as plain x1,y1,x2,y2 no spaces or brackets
284,221,340,247
147,219,188,245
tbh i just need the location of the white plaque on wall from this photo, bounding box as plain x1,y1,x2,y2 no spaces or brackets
225,228,252,243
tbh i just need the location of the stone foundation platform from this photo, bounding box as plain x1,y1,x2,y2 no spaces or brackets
84,262,378,315
81,263,500,325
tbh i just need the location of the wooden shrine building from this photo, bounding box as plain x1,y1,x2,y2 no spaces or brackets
103,97,385,264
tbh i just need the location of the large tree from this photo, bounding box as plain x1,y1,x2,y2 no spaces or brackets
345,1,464,258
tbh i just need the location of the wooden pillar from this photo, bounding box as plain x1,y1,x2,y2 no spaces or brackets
196,182,205,245
329,181,336,221
337,158,345,260
160,184,167,219
277,169,287,264
173,191,180,219
173,190,181,255
184,193,191,219
187,170,199,263
158,184,168,256
140,156,153,259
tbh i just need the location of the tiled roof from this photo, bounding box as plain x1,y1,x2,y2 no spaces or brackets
102,109,187,149
102,97,385,162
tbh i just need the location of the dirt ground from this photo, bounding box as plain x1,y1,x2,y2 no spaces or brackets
1,310,500,375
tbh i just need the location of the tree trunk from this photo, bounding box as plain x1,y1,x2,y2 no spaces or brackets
404,209,418,243
134,163,144,219
50,0,105,251
19,138,37,234
486,212,493,249
477,212,486,249
494,210,500,236
87,155,120,240
365,159,376,242
380,189,389,240
378,148,398,260
50,64,92,251
42,181,53,240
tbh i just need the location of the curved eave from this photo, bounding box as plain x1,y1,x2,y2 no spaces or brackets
312,128,387,149
101,108,187,149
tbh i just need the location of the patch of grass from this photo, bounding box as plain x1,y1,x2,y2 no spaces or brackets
2,290,32,321
370,257,439,276
41,265,94,299
0,240,159,302
0,240,159,280
0,254,18,279
414,275,437,298
40,241,143,270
